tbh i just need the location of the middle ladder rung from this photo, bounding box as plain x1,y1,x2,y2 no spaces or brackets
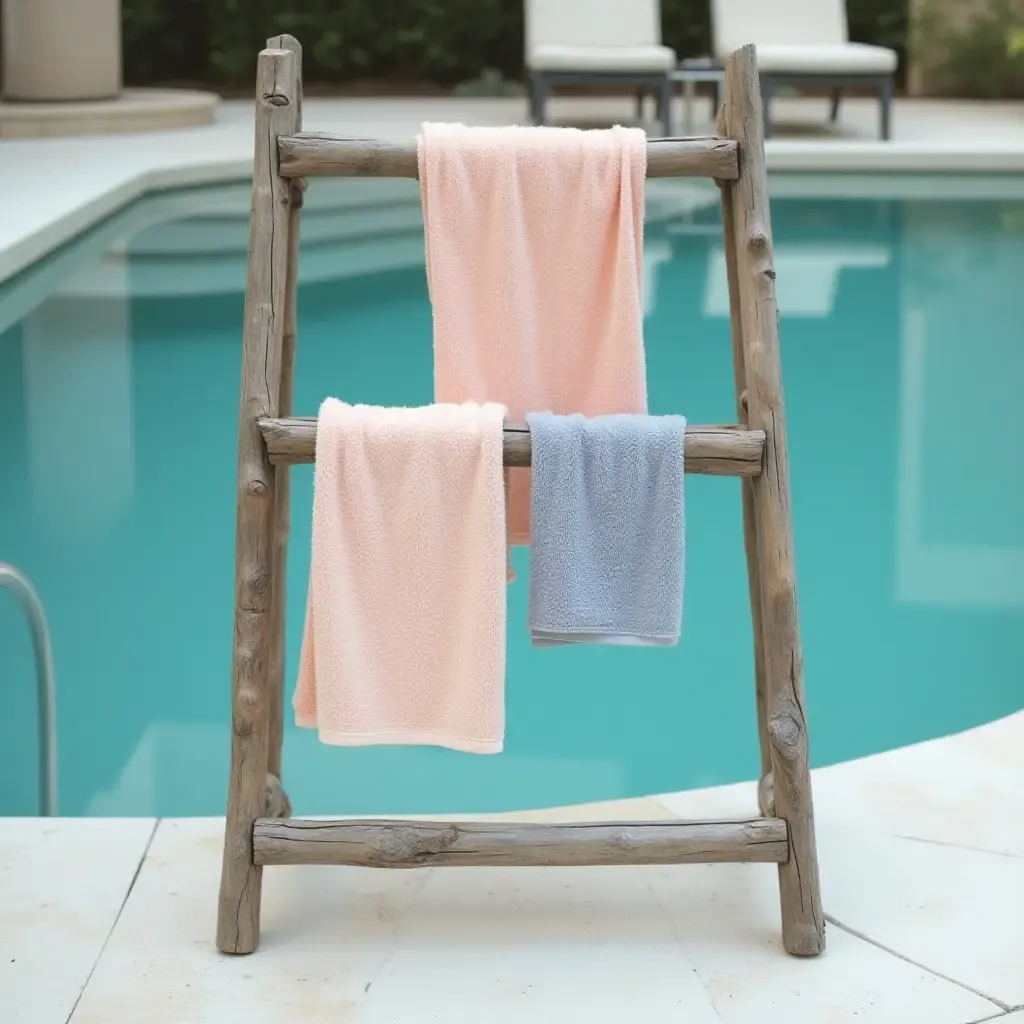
260,417,765,477
253,817,789,867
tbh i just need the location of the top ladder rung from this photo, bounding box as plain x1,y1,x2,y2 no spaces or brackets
260,417,764,477
277,133,739,180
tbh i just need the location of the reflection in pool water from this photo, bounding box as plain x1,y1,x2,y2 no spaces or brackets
0,178,1022,816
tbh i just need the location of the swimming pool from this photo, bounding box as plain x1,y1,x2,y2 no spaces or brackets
1,175,1022,817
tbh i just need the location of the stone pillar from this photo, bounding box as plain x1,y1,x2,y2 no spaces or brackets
2,0,122,102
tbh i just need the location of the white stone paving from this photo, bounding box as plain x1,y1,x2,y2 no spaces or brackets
2,714,1021,1022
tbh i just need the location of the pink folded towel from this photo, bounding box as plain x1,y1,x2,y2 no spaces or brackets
293,399,508,754
418,122,648,546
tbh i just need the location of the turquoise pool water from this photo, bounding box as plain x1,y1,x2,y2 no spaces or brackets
1,176,1022,817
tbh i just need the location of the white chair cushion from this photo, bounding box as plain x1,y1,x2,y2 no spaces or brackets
754,43,897,75
711,0,849,53
528,44,677,73
526,0,662,52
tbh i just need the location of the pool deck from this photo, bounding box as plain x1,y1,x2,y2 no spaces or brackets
3,93,1024,282
3,710,1022,1024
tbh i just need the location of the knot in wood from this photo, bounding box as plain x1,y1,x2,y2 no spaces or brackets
382,825,457,863
236,686,262,719
610,830,639,851
242,571,271,611
744,817,774,840
768,713,801,759
749,231,768,253
363,145,383,177
245,479,269,500
264,775,292,818
235,640,264,674
262,92,290,107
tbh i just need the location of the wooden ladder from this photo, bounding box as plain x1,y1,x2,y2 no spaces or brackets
217,35,825,959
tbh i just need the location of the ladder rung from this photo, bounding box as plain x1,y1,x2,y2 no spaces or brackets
253,816,788,868
277,133,740,181
260,417,764,477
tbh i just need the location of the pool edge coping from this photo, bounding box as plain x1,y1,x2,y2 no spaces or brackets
3,138,1024,284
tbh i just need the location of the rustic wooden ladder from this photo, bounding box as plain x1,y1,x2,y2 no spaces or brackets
217,34,825,959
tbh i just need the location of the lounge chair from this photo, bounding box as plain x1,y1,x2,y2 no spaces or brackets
525,0,676,135
710,0,897,139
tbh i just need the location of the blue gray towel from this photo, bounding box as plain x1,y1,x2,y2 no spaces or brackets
526,412,686,647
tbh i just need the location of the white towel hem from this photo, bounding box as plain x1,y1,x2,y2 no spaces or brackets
531,630,678,647
295,714,503,754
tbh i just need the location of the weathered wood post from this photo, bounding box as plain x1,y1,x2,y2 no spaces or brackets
264,33,304,803
216,44,300,956
721,44,825,956
715,103,772,810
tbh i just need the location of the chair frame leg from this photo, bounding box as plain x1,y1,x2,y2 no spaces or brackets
829,86,843,123
529,73,549,126
635,86,647,122
752,71,893,141
878,75,893,140
760,76,775,139
657,76,672,136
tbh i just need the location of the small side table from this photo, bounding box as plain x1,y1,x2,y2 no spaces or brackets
669,58,726,135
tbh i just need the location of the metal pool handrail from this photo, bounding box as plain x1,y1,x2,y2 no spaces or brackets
0,563,58,816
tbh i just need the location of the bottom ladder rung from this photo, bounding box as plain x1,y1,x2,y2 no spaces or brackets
252,816,788,868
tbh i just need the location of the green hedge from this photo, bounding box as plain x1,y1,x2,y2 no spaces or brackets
123,0,909,90
912,0,1024,98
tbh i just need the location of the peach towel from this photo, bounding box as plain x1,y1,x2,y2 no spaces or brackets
293,399,508,753
418,122,648,546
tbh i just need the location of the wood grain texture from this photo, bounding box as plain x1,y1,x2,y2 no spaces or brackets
723,44,825,956
216,46,299,957
716,103,772,795
253,817,789,867
258,417,765,477
277,132,739,180
264,34,303,789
